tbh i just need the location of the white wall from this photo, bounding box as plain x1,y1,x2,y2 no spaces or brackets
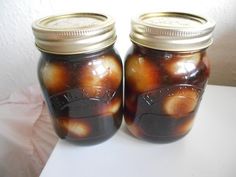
0,0,236,100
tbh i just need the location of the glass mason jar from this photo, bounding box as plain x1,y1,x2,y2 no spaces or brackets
32,13,123,145
125,12,215,143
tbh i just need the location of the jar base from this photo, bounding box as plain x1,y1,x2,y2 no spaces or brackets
58,124,122,146
141,131,190,143
127,126,191,144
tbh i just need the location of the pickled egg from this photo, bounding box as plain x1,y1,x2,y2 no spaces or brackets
59,118,91,138
125,94,137,113
124,113,134,125
175,118,194,135
106,97,122,114
125,55,160,93
202,54,210,77
41,62,69,93
77,55,122,97
163,88,199,118
127,123,144,138
164,53,201,78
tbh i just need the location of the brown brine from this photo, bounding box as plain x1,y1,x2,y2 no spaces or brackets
125,12,215,143
32,13,123,145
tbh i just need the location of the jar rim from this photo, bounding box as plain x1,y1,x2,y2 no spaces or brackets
130,12,215,51
32,12,116,55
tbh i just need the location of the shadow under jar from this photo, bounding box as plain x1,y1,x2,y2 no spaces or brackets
125,12,215,143
32,13,123,145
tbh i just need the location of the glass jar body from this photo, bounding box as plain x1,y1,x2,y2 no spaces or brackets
38,46,123,145
124,44,210,143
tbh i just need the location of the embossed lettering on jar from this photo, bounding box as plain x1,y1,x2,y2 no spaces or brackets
125,12,215,143
32,13,123,145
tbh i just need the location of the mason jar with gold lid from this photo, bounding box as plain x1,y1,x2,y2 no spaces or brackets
125,12,215,143
32,13,123,145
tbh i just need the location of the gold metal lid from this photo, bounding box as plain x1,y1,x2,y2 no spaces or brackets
32,13,116,54
130,12,215,51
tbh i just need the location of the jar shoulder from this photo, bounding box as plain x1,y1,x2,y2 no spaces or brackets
39,46,121,63
125,45,210,88
38,46,123,96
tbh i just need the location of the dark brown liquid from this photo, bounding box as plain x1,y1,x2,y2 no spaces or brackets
38,46,123,145
125,44,209,143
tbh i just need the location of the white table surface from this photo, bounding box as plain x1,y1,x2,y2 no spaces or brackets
40,85,236,177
